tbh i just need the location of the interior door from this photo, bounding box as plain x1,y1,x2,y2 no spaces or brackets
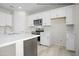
51,18,66,46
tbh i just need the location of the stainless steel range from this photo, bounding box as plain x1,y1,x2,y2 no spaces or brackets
32,28,44,35
31,28,44,41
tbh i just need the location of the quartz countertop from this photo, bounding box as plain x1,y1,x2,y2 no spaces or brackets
0,33,40,48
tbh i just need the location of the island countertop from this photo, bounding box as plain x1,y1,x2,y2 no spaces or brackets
0,33,40,48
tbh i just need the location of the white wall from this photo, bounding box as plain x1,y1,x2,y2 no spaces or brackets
13,11,28,33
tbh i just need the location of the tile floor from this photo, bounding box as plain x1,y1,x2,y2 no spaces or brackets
37,44,75,56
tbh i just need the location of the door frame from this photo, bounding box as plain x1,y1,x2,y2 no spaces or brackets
51,17,66,20
50,16,67,47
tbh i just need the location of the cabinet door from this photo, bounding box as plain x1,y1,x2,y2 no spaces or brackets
0,12,12,26
50,10,57,18
5,14,12,26
29,13,42,26
0,12,6,26
40,32,50,46
66,6,73,24
0,44,16,56
23,38,37,56
42,12,51,26
66,25,75,51
28,16,34,26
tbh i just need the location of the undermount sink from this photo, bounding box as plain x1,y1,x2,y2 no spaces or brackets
7,33,22,35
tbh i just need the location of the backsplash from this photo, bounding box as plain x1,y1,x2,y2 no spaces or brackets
0,27,4,34
0,26,13,34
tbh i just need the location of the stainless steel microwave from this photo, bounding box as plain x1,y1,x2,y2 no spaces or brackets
34,19,42,26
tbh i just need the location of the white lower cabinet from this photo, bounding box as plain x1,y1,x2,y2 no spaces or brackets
40,32,50,46
40,26,51,46
66,34,75,51
66,25,75,51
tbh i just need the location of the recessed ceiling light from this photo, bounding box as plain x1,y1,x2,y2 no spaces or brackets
18,6,22,9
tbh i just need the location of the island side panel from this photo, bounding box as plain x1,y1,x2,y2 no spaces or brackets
0,44,16,56
24,38,37,56
16,40,24,56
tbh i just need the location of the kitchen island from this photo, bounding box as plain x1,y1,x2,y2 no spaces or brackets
0,33,40,56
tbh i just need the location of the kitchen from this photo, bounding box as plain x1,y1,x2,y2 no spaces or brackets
0,3,78,56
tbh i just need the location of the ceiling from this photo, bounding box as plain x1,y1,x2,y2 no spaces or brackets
0,3,74,15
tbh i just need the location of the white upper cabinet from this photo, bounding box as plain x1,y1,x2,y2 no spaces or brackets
41,11,51,26
50,7,66,18
5,14,12,26
28,5,74,26
28,13,42,26
50,9,56,18
29,11,51,26
55,8,66,17
0,12,12,26
65,6,74,24
0,12,6,26
50,5,74,24
28,16,33,26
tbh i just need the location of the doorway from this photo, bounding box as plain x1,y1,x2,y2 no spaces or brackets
51,17,66,47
